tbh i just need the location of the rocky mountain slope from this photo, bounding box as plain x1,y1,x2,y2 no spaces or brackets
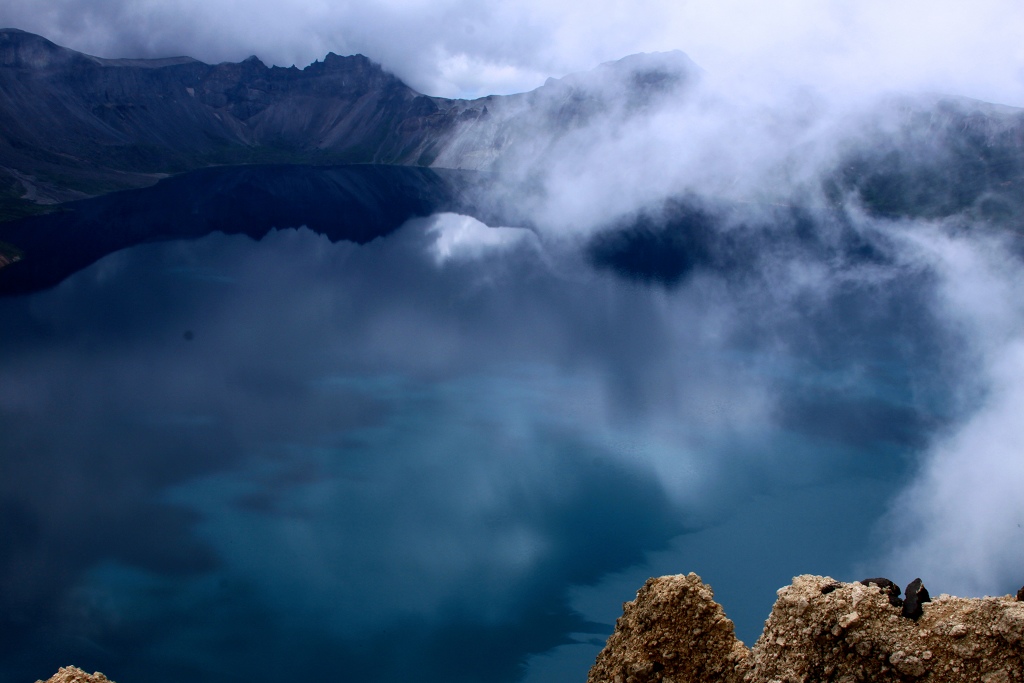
0,28,698,220
1,27,1023,248
0,28,462,216
587,573,1024,683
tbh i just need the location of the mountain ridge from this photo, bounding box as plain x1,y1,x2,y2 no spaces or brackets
1,28,1023,231
0,29,700,220
0,28,471,219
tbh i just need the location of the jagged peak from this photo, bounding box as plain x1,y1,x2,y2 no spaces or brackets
307,51,378,71
226,54,269,71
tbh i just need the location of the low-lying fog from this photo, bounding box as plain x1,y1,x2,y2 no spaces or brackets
3,178,1019,682
2,5,1024,678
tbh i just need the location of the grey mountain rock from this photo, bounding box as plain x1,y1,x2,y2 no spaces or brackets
1,27,1023,239
0,28,698,220
0,28,460,208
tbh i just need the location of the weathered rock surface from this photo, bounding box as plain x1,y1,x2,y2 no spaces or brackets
35,667,114,683
588,573,751,683
588,573,1024,683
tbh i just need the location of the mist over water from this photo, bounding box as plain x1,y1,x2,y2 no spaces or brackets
0,28,1022,679
0,2,1022,680
449,48,1024,623
0,178,997,681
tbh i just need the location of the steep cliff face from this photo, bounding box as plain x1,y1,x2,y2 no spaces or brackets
428,50,700,171
0,29,697,173
0,29,701,219
0,28,472,212
588,573,1024,683
0,28,458,165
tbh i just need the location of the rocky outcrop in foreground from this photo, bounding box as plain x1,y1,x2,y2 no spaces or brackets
588,573,1024,683
35,668,114,683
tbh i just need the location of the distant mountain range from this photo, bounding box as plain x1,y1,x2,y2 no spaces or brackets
1,27,1023,233
0,28,697,220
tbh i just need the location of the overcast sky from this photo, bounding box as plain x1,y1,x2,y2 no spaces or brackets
2,0,1023,102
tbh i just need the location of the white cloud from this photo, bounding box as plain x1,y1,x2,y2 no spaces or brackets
424,213,536,264
877,227,1024,596
1,0,1023,102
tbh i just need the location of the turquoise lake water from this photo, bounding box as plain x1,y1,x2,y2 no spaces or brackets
0,210,963,683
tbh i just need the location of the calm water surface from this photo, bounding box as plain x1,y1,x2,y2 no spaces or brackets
0,205,958,682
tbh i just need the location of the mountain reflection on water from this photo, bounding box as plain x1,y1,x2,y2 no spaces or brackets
0,166,963,683
0,164,480,296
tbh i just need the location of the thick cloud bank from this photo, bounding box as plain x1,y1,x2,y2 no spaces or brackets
875,227,1024,595
437,36,1024,612
2,0,1024,102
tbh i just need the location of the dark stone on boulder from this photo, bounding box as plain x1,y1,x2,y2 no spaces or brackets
860,577,903,607
902,578,930,620
1016,585,1024,602
820,582,842,595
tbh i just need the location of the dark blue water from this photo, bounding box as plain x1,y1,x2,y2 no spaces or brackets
0,193,961,683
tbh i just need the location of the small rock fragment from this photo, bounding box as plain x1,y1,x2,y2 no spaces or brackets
839,612,860,629
902,578,931,620
994,609,1024,644
948,623,968,638
890,651,926,678
982,671,1010,683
